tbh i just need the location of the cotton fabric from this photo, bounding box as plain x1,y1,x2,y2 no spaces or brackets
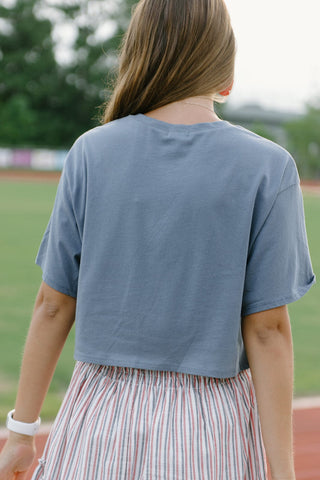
31,361,267,480
35,114,316,378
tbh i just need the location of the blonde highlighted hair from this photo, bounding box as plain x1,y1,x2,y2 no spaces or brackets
102,0,236,124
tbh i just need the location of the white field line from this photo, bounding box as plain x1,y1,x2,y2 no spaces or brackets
301,186,320,196
292,396,320,410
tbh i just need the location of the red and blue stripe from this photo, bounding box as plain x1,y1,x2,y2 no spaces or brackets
31,361,267,479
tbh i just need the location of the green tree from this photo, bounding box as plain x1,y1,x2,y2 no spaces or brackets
0,0,137,148
250,122,278,144
0,0,70,146
39,0,138,126
283,100,320,179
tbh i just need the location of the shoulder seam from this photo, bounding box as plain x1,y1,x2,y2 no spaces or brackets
277,182,300,195
248,177,299,256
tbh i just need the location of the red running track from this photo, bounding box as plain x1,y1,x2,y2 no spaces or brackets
0,407,319,479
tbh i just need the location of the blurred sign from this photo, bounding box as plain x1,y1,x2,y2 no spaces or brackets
0,148,67,171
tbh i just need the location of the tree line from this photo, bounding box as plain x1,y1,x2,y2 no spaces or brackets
0,0,135,148
0,0,319,178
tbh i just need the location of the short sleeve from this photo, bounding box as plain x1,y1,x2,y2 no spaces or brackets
241,181,316,316
35,138,85,297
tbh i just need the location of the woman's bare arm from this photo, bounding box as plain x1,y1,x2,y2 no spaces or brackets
14,282,76,423
0,281,76,478
242,305,295,480
13,280,76,424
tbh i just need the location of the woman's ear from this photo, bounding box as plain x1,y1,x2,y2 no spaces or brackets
219,80,234,96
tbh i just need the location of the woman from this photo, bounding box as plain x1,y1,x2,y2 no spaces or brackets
0,0,316,479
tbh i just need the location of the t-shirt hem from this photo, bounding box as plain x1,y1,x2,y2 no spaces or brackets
241,274,316,316
73,351,248,379
37,270,77,298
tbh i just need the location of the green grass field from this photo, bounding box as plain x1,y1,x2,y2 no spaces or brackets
0,179,319,423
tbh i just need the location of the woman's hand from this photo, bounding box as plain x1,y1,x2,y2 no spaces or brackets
0,432,36,480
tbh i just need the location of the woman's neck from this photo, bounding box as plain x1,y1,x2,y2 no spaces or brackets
144,96,221,125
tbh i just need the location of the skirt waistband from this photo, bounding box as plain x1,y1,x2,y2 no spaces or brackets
77,361,252,391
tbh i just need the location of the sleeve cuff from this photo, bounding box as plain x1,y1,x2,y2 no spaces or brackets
241,274,316,316
40,272,77,298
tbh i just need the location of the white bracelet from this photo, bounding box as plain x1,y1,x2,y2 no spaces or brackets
6,409,41,436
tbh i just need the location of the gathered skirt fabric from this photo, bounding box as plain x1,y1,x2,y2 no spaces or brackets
31,361,267,480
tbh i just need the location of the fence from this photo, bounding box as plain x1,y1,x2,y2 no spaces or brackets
0,148,68,171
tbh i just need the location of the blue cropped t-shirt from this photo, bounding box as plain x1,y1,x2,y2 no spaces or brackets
35,113,316,378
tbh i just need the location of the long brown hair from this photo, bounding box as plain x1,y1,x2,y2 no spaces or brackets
102,0,236,124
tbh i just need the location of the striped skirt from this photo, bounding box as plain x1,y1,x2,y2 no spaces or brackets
31,361,267,479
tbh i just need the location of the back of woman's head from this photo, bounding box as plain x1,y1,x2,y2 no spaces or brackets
103,0,236,123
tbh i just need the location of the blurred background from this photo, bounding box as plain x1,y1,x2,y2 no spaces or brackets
0,0,319,177
0,0,319,425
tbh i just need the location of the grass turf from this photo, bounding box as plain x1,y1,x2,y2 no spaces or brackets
0,179,319,423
